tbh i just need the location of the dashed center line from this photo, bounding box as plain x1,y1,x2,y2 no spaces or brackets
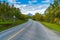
8,27,27,40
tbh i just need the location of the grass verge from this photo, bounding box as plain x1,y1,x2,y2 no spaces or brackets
41,22,60,32
0,20,27,32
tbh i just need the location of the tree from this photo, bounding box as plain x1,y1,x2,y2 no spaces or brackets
32,13,43,21
44,0,60,24
0,2,22,22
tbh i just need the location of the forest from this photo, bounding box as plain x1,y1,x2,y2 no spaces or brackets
0,0,60,32
0,1,29,31
32,0,60,25
31,0,60,32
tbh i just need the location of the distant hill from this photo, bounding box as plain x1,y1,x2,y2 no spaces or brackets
28,13,33,16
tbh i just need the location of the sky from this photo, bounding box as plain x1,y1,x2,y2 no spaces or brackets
0,0,54,15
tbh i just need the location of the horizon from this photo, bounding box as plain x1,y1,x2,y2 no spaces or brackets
0,0,54,15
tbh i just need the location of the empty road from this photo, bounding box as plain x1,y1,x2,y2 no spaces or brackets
0,19,60,40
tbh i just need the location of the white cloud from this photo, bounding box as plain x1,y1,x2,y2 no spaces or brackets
14,4,27,8
17,4,50,15
7,0,50,15
7,0,16,3
7,0,21,4
28,0,37,4
42,0,50,2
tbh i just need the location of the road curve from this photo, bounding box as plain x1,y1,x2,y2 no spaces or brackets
0,19,60,40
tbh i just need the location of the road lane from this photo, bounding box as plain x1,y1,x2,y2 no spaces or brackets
8,21,33,40
0,20,33,40
11,21,49,40
8,21,60,40
35,22,60,40
0,20,60,40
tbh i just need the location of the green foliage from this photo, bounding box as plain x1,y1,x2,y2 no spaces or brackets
19,14,29,20
0,2,29,21
0,20,26,32
41,22,60,32
32,13,44,21
44,0,60,24
0,2,28,32
32,0,60,26
31,0,60,32
0,2,22,21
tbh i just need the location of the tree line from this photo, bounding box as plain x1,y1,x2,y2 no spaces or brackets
0,1,28,22
32,0,60,25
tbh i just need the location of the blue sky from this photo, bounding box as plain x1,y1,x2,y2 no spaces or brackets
0,0,54,15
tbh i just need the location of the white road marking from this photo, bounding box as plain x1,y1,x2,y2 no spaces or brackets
8,27,27,40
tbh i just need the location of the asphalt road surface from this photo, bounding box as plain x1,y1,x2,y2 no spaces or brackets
0,19,60,40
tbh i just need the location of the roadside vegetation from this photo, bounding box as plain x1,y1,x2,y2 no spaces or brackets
0,0,60,32
0,1,29,32
41,22,60,32
31,0,60,32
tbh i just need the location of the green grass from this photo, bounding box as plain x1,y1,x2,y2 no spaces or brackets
41,22,60,32
0,20,27,32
